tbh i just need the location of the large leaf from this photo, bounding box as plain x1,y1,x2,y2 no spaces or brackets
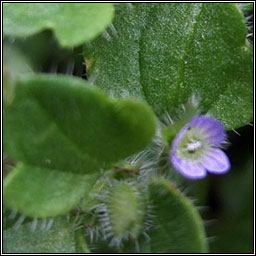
3,217,76,253
84,3,252,130
148,178,208,253
4,74,156,174
3,3,114,47
3,163,98,218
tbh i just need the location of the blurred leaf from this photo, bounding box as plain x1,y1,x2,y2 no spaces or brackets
75,230,90,253
3,217,76,253
148,178,208,253
85,3,252,130
3,44,33,105
3,44,32,76
79,174,109,212
238,3,253,13
4,31,73,73
4,74,156,174
3,3,114,47
3,163,98,218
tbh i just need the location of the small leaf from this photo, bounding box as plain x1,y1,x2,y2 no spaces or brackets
106,182,145,239
3,3,114,47
85,3,252,130
4,74,156,174
3,217,76,253
148,178,208,253
3,163,98,218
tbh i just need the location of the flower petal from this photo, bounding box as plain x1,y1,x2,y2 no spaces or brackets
202,148,230,174
189,116,226,146
171,124,190,151
170,153,207,179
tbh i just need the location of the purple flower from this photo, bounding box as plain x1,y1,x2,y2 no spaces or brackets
170,115,230,179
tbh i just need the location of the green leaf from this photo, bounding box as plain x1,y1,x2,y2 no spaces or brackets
207,45,253,129
106,182,145,239
3,217,76,253
3,44,33,105
3,44,33,77
148,178,208,253
84,3,252,130
3,3,114,47
3,163,98,218
79,174,109,212
239,3,253,14
4,74,156,174
75,230,90,253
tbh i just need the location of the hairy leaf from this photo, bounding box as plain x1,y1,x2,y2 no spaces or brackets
4,74,156,174
85,3,252,130
3,163,98,218
148,178,208,253
107,182,145,239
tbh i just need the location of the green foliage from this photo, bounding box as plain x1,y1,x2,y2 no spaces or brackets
3,44,33,105
84,3,252,130
79,176,108,212
4,74,156,174
106,182,145,239
3,217,76,253
239,3,253,14
75,230,90,253
3,163,98,218
3,2,253,254
3,44,33,77
148,178,208,253
3,3,114,47
3,74,156,218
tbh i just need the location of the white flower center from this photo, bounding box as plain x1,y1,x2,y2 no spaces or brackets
186,141,202,153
